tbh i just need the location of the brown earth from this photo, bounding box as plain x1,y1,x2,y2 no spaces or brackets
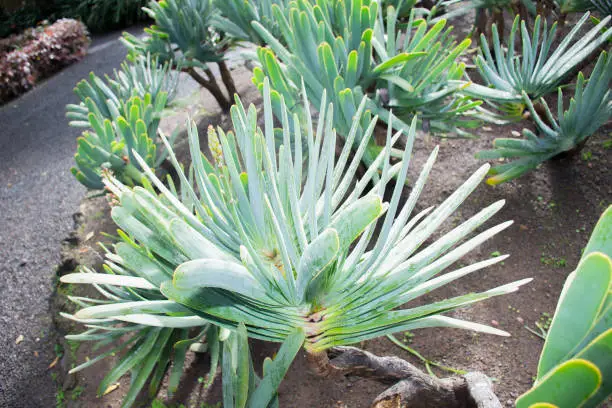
50,31,612,408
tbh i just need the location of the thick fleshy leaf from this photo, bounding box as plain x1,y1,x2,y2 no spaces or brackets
516,359,602,408
173,259,269,302
538,253,612,378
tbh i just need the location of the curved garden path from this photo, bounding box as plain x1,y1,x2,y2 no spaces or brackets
0,26,143,407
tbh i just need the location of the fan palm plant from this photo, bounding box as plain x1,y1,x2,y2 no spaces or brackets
476,51,611,185
62,79,530,406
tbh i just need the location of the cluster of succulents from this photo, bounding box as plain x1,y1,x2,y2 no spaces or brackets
60,0,612,406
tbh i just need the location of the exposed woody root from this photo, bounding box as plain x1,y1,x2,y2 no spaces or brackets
315,346,502,408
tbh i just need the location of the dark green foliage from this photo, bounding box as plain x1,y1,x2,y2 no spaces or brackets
73,0,150,32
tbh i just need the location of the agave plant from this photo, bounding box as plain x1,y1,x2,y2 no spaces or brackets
517,205,612,407
476,51,611,185
465,13,612,102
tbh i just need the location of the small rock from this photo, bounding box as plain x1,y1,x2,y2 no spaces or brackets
517,317,524,324
15,334,24,345
491,320,499,327
507,399,514,406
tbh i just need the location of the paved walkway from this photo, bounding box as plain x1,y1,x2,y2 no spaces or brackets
0,26,144,407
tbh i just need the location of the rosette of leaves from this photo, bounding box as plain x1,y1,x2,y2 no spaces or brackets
66,54,177,126
466,13,612,102
67,55,178,189
476,51,611,185
252,0,384,163
253,0,482,169
111,54,179,103
516,205,612,407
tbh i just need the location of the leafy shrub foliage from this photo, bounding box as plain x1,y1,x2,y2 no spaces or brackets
73,0,150,32
517,205,612,407
0,19,90,104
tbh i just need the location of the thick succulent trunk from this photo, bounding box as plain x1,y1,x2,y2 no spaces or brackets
186,67,232,112
306,346,502,408
218,60,238,101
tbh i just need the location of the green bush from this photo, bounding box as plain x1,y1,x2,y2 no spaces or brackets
0,19,90,104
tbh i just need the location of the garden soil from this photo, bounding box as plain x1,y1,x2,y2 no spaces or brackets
51,45,612,408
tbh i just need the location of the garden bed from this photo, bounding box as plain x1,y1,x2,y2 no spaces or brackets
50,55,612,406
0,19,89,105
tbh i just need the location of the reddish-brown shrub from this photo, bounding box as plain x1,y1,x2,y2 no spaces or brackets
0,19,90,104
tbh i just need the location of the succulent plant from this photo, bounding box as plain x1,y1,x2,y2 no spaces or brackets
374,7,484,135
466,13,611,102
211,0,290,46
135,0,238,110
516,205,612,407
60,226,214,406
66,54,178,189
476,51,611,185
61,78,531,406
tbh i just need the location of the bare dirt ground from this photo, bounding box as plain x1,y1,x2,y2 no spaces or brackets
50,23,611,408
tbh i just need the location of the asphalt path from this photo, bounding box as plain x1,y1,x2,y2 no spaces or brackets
0,26,144,407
